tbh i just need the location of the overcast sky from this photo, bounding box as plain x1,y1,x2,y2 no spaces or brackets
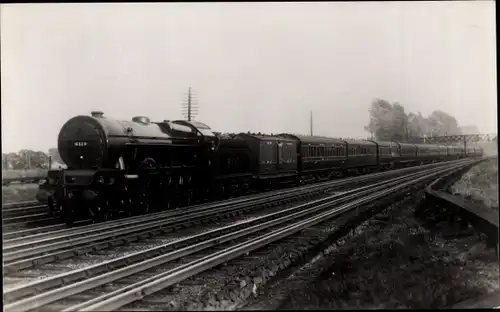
1,2,496,153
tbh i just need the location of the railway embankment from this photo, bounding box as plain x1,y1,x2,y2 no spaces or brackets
243,188,499,310
114,162,476,311
239,159,499,310
449,157,498,211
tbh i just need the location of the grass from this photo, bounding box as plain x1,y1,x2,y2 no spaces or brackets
272,195,499,310
2,169,47,180
2,184,40,204
450,158,498,210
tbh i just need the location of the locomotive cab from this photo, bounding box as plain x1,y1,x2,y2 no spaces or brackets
169,120,220,151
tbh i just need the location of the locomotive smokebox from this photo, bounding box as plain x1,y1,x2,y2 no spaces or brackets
91,111,104,118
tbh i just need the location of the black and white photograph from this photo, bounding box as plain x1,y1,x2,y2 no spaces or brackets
1,2,498,311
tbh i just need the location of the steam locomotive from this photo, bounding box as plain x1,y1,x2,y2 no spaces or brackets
37,111,483,224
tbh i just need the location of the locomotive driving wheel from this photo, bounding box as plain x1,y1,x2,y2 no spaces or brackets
60,203,76,226
48,196,60,217
137,178,152,215
89,201,110,223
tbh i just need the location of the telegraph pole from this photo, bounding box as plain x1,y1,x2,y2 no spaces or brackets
310,111,313,136
181,87,199,121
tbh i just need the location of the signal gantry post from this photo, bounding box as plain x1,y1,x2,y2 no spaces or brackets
181,87,199,122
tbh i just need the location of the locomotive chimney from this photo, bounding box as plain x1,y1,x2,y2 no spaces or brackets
91,111,104,118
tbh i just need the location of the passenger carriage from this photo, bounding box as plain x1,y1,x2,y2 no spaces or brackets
343,139,378,174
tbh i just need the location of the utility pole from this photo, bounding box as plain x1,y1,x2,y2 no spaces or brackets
310,110,313,136
181,86,199,121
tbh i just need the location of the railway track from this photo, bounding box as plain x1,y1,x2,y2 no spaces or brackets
2,203,62,235
2,159,478,312
2,160,461,272
2,201,41,209
0,160,476,237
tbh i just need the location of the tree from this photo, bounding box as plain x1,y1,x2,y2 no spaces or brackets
427,110,461,137
1,150,50,170
391,102,409,142
365,99,463,142
5,152,24,170
17,150,50,169
365,98,397,141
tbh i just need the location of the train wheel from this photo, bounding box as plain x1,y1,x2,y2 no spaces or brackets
140,200,151,215
89,203,110,223
61,204,75,226
183,191,192,207
48,197,60,217
164,199,172,210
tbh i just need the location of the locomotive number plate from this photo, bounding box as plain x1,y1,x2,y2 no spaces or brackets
74,141,88,147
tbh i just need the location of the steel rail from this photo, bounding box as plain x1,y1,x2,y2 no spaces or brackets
3,161,458,266
2,200,41,209
2,159,463,249
2,212,55,225
70,161,474,312
1,164,413,242
2,204,50,219
3,170,420,302
2,223,72,241
2,218,63,235
0,172,411,273
2,160,477,312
